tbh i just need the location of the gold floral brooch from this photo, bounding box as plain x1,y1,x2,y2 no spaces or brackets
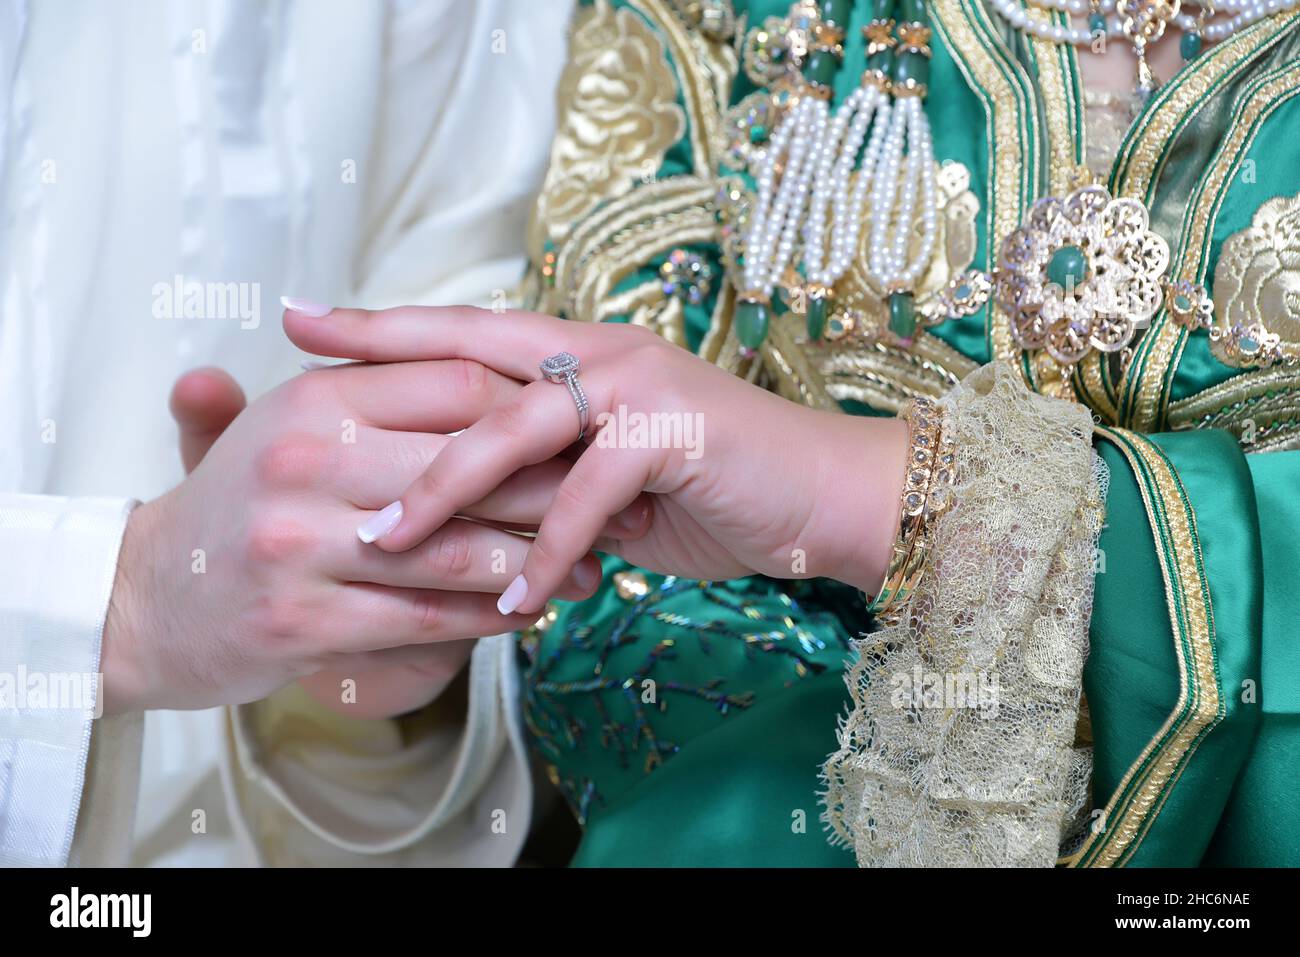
932,185,1193,372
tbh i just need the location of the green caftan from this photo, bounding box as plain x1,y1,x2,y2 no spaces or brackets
518,0,1300,866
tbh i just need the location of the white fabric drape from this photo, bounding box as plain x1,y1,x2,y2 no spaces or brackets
0,0,571,866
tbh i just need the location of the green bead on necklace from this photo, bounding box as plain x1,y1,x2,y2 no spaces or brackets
735,299,771,351
888,291,918,343
805,292,829,341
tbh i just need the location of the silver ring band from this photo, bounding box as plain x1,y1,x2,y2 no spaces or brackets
540,352,589,441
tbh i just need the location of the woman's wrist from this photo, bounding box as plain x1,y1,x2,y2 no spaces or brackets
801,410,910,596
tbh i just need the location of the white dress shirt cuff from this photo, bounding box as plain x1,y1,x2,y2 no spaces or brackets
0,494,138,866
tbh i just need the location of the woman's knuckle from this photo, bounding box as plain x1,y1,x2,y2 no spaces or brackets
412,591,445,633
430,527,474,579
492,400,532,440
451,358,490,397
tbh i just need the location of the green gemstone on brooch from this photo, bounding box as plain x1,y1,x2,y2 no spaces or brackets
803,48,840,88
1174,293,1193,312
1181,31,1204,61
735,299,770,349
1088,12,1106,34
1046,244,1089,290
889,291,917,342
806,294,828,340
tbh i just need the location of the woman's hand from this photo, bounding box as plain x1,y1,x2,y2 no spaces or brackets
103,357,649,717
283,304,910,618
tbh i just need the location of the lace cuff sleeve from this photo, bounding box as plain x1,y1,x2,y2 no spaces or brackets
823,362,1107,867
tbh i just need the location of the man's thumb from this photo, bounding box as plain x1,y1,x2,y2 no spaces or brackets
169,367,247,473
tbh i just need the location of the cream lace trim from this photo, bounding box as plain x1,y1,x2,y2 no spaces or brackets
823,363,1107,867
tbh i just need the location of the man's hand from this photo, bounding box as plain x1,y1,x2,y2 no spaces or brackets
170,367,247,472
166,368,479,718
101,359,646,717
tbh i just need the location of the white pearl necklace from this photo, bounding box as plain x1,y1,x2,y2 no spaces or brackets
1174,0,1299,38
990,0,1297,45
992,0,1123,44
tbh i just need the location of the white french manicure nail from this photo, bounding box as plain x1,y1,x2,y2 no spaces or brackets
300,359,332,371
497,575,528,615
280,296,333,317
357,501,403,544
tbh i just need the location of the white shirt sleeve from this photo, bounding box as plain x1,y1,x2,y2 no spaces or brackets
0,493,144,866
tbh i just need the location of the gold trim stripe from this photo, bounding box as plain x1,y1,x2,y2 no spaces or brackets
1068,428,1222,868
632,0,729,173
1023,5,1081,194
1123,57,1300,430
930,0,1037,371
1111,12,1298,202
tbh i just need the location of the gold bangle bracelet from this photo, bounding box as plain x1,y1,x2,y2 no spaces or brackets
864,397,957,622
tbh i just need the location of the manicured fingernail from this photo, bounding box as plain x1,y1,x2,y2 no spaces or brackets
572,561,600,592
497,574,529,615
357,501,403,544
300,359,332,371
280,296,333,317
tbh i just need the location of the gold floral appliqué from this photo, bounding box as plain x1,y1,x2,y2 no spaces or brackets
532,0,687,250
1211,190,1300,368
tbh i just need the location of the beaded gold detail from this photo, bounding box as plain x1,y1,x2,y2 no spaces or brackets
1118,0,1183,93
832,159,979,342
668,0,736,40
863,20,897,51
896,21,932,51
1209,189,1300,369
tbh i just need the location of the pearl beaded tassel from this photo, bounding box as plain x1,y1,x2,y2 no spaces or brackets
803,86,889,287
742,95,830,294
867,96,938,293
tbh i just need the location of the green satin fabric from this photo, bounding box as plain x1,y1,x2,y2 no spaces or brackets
529,436,1297,867
521,563,859,866
569,668,854,867
1203,449,1300,866
1084,440,1182,836
1089,430,1264,865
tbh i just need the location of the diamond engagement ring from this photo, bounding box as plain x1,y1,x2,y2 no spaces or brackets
540,352,589,441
